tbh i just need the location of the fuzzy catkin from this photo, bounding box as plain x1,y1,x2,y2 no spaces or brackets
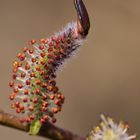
9,22,85,124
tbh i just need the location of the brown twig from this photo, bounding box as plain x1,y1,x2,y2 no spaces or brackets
0,109,86,140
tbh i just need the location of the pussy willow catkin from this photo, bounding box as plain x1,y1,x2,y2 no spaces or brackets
9,22,84,125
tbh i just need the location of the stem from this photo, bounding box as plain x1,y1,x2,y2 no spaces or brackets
0,109,86,140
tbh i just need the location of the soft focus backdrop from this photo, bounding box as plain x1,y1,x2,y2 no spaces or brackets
0,0,140,139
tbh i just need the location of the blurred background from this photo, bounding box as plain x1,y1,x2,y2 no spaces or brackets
0,0,140,139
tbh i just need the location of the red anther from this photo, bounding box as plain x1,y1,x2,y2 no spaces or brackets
40,59,45,65
30,39,36,45
52,117,56,123
28,49,34,54
35,80,41,85
23,47,28,52
51,37,56,42
40,52,45,58
39,45,45,50
9,94,15,100
40,38,48,44
40,118,45,123
19,105,24,110
43,39,48,44
28,106,34,111
19,53,26,61
32,98,38,103
50,94,55,100
13,68,17,73
48,59,54,64
20,118,25,123
61,95,65,100
15,102,20,107
44,64,48,69
53,49,59,55
17,53,22,59
44,75,49,80
42,101,48,107
21,72,26,78
17,62,22,67
49,80,56,86
60,49,64,54
16,108,21,113
48,53,53,58
35,66,40,71
25,64,30,70
42,94,47,100
49,41,54,46
42,106,47,112
43,115,48,121
18,83,23,89
57,94,61,99
55,44,60,49
9,81,14,87
12,74,17,79
30,114,35,120
23,98,28,103
54,55,59,60
30,72,35,77
52,108,58,114
48,86,53,92
35,89,40,94
24,89,29,95
26,117,31,123
40,70,45,75
48,46,53,52
54,99,60,105
32,58,36,63
56,35,62,43
26,79,30,85
53,86,59,93
13,88,19,93
42,82,47,88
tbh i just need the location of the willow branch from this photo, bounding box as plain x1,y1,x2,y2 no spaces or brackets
0,109,86,140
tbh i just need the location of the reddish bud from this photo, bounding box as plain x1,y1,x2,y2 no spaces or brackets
52,108,58,114
24,89,29,95
15,102,20,107
21,72,26,78
42,82,47,88
26,117,31,123
32,58,36,63
35,89,40,94
42,101,48,107
9,81,14,87
30,114,35,120
30,72,35,77
39,45,45,50
18,83,23,89
40,118,45,123
23,47,28,52
23,98,28,103
43,115,49,121
30,39,36,45
9,94,15,100
16,108,21,113
26,80,30,85
19,105,24,110
28,106,34,111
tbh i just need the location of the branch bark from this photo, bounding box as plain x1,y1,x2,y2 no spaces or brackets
0,109,86,140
